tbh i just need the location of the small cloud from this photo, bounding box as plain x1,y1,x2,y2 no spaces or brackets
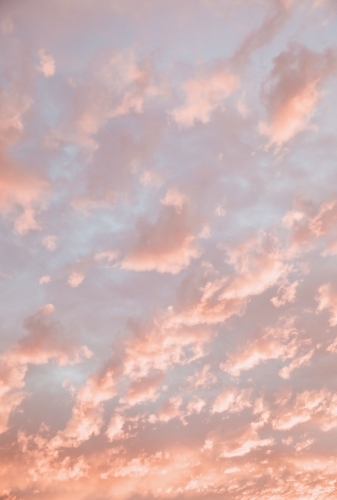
14,207,41,235
37,49,56,77
42,235,57,251
68,272,84,288
215,205,226,217
94,251,118,263
41,303,55,315
198,224,211,239
236,94,249,117
39,275,51,284
171,67,239,127
160,188,188,213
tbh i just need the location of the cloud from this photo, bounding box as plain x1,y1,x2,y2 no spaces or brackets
271,280,299,307
171,66,239,127
0,84,48,234
39,275,51,284
67,272,85,287
316,283,337,326
221,319,301,376
170,232,290,327
121,203,201,274
0,308,91,434
122,371,165,406
1,1,337,498
106,414,125,441
259,44,336,148
271,388,337,431
37,49,56,77
212,388,252,414
50,47,163,152
50,356,122,448
187,364,217,389
123,316,212,380
42,235,57,251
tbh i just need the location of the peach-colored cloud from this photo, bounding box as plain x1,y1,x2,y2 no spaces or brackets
42,235,57,251
50,358,121,448
37,49,56,77
106,414,125,441
271,280,298,307
1,1,337,498
212,388,252,414
50,47,163,152
271,388,337,431
39,275,51,284
94,250,118,263
187,364,217,389
220,434,274,458
0,308,91,434
123,317,212,381
259,44,336,148
221,319,301,376
121,204,201,274
316,282,337,325
171,67,239,127
169,232,291,327
67,271,85,287
122,371,165,406
0,84,48,234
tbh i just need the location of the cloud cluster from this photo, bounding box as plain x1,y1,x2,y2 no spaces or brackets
1,0,337,499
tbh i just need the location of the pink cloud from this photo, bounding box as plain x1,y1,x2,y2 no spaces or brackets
37,49,56,77
1,1,337,498
0,308,91,434
316,282,337,326
68,272,85,288
171,67,239,127
121,203,201,274
259,44,336,148
221,319,301,376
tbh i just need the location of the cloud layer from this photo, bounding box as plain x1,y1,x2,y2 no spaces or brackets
1,1,337,499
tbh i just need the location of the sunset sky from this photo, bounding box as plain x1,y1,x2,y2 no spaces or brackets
1,1,337,499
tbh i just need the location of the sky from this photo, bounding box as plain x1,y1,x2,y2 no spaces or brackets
1,0,337,499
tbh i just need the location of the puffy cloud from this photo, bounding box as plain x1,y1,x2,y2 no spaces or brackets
37,49,56,77
171,66,239,127
211,388,252,414
94,250,118,263
0,161,47,235
50,47,163,152
0,80,48,234
0,308,91,434
67,272,85,287
42,235,57,251
121,203,201,274
220,433,274,458
221,319,301,376
39,275,51,284
271,280,298,307
187,364,217,389
271,388,337,431
316,283,337,326
123,316,213,380
106,414,125,441
153,395,184,423
170,232,290,327
122,371,165,406
50,356,121,448
1,1,337,498
259,44,336,148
